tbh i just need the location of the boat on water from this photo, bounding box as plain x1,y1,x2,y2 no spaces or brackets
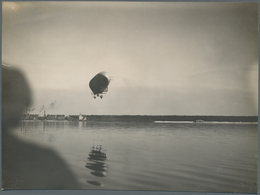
88,146,107,161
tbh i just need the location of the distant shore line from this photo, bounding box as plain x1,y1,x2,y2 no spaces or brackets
20,115,258,123
154,121,258,124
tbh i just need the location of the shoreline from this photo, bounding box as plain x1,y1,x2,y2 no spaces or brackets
20,115,258,123
154,121,258,124
19,119,258,125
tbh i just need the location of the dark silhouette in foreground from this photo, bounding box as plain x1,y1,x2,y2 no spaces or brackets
2,65,80,189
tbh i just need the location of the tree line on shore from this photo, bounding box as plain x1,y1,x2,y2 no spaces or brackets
21,114,258,123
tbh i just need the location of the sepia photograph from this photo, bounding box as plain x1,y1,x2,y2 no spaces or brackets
2,1,258,193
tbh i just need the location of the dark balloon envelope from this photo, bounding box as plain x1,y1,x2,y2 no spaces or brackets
89,72,111,99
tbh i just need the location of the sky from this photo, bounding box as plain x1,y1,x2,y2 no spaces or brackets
2,1,258,116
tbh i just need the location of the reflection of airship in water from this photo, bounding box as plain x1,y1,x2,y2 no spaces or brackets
89,72,111,99
86,145,108,186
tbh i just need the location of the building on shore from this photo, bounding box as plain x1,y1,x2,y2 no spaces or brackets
67,115,79,121
21,114,39,120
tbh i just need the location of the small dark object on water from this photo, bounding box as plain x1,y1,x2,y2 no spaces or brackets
87,181,102,186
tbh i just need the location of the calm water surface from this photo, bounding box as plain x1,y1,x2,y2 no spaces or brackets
14,121,257,192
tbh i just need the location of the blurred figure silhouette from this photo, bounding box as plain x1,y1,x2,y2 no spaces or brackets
2,65,81,189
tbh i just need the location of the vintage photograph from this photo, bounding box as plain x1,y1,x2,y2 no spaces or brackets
2,1,258,193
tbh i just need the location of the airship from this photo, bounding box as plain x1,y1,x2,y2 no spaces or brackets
89,72,111,99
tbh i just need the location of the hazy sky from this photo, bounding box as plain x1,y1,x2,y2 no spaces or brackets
2,2,258,116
